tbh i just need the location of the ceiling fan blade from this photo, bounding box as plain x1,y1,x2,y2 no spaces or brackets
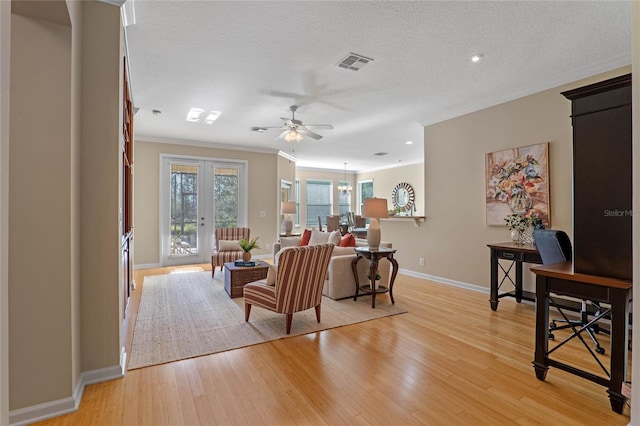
300,129,323,140
275,130,289,140
304,124,334,129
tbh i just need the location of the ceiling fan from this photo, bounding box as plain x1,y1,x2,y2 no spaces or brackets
252,105,333,142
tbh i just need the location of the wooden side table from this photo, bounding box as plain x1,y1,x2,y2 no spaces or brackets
487,242,542,311
351,247,399,308
223,261,269,298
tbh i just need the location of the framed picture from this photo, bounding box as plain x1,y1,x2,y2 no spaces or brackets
485,142,550,226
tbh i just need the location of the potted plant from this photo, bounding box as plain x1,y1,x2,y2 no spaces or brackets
367,270,382,289
239,237,260,261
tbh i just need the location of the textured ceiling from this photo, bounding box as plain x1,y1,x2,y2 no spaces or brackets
125,1,631,172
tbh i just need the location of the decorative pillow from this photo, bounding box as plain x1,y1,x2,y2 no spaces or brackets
300,229,312,246
218,240,242,251
328,230,341,246
266,264,277,286
309,229,330,245
339,233,357,247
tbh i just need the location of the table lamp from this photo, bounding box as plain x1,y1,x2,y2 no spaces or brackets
281,201,297,235
362,197,388,249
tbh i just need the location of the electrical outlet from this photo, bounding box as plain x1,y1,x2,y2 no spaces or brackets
259,211,266,217
419,257,425,266
265,243,270,250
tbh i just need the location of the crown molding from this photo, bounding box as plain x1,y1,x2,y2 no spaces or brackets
97,0,126,7
136,134,279,155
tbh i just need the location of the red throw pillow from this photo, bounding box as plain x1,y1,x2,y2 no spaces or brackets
300,229,312,246
339,233,356,247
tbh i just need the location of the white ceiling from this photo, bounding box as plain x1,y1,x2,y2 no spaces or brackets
124,1,631,172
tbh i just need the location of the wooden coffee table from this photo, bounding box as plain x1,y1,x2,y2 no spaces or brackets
223,261,269,298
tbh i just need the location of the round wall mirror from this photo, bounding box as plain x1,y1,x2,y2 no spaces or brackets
392,182,415,212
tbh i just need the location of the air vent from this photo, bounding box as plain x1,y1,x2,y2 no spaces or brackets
373,152,389,156
337,53,374,71
251,127,268,132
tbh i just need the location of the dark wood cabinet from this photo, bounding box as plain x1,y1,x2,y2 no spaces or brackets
122,58,134,317
562,74,632,281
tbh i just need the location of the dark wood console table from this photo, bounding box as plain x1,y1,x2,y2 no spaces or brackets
487,242,542,311
351,247,399,308
531,262,631,413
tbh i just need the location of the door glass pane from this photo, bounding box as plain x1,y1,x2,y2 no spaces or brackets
170,164,198,255
214,167,239,229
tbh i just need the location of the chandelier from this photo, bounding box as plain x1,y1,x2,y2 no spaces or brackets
337,162,352,195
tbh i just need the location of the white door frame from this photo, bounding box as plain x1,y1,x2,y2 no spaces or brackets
159,154,248,266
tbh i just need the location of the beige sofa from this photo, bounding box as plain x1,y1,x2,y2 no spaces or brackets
273,232,392,300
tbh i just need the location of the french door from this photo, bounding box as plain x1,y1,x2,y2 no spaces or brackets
160,156,247,266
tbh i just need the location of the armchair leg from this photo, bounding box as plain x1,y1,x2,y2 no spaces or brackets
245,303,251,322
315,305,321,323
286,313,293,334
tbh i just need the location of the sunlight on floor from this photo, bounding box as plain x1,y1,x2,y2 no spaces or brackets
170,267,206,274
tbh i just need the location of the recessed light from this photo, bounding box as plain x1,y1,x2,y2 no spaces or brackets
186,107,221,124
471,54,483,63
405,141,413,145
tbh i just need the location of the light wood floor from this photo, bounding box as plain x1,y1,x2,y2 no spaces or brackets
36,264,630,425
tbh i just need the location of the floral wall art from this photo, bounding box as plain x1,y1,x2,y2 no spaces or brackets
485,142,550,226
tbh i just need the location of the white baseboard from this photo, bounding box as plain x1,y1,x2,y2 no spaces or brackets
9,350,126,426
398,268,489,295
135,255,270,270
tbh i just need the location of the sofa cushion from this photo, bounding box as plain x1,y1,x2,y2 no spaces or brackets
339,233,356,247
332,246,357,256
218,240,242,251
279,236,301,249
309,229,330,245
300,229,312,246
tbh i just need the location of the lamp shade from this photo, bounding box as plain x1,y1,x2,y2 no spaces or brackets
362,197,389,219
281,201,297,215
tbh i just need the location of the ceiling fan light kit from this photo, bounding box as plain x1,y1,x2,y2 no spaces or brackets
253,105,333,142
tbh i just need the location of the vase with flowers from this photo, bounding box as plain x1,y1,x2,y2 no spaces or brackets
504,214,535,244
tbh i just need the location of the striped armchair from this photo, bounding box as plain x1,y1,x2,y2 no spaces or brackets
244,243,334,334
211,227,250,277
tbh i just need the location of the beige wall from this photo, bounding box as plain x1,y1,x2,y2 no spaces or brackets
79,1,122,373
134,140,280,265
9,10,73,409
411,67,631,292
7,0,124,416
0,1,9,423
357,163,424,214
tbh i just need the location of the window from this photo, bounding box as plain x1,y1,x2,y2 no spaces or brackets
359,180,374,214
306,179,332,226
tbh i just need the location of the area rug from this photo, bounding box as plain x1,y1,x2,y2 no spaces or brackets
128,271,407,369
